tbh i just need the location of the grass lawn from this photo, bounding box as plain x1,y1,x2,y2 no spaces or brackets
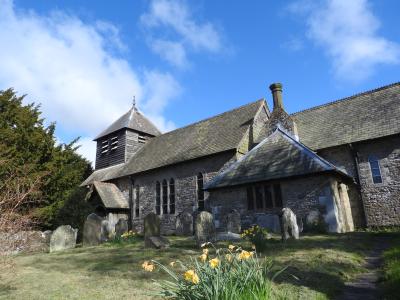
0,232,393,300
382,233,400,299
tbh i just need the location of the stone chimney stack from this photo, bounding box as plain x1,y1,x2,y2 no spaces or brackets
269,83,283,110
265,82,299,140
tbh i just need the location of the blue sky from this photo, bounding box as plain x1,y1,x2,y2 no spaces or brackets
1,0,399,163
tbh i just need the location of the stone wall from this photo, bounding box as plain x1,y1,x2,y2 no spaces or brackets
318,145,365,228
318,135,400,227
356,135,400,226
112,151,235,234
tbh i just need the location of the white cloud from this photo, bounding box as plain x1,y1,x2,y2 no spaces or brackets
0,0,181,164
150,39,189,68
288,0,400,81
141,0,222,68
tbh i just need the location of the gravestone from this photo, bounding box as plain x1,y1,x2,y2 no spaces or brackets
144,213,163,248
115,218,128,237
306,210,320,226
226,210,241,233
256,214,281,233
175,212,193,236
144,212,160,238
195,211,216,246
281,208,299,240
101,219,112,242
50,225,78,253
83,213,103,246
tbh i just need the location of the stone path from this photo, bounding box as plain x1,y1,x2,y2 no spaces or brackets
337,238,390,300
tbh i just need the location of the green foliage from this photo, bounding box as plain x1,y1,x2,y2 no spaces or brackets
241,225,269,252
148,243,283,300
383,246,400,298
106,230,142,246
0,88,92,229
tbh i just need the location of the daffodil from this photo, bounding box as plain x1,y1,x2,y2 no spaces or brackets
209,258,220,269
199,253,207,262
169,261,176,267
203,248,209,255
184,270,199,284
225,254,233,262
141,261,155,272
238,250,252,261
228,245,235,251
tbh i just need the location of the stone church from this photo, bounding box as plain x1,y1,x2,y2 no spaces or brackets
82,82,400,234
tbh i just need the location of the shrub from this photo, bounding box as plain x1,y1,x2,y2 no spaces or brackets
383,246,400,298
142,243,284,300
241,225,269,252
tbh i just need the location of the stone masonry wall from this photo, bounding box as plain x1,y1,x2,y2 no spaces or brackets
209,174,339,232
355,135,400,227
112,151,235,235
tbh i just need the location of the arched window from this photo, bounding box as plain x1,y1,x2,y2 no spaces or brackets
368,156,382,184
135,186,140,218
169,178,175,214
155,181,161,215
162,179,168,214
197,173,205,211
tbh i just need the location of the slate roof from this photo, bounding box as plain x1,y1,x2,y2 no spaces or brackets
82,99,265,185
92,181,129,209
205,127,350,190
94,106,161,140
292,82,400,150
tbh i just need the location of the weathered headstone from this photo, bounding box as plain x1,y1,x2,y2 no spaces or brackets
115,218,128,238
195,211,216,246
101,219,112,242
50,225,78,253
144,212,160,238
83,213,103,246
281,208,299,240
175,212,193,236
144,212,162,248
145,236,170,249
256,214,281,233
306,210,320,227
226,210,241,233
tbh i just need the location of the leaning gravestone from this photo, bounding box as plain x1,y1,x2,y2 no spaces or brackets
226,210,241,233
146,236,170,249
175,212,193,236
281,208,299,240
144,212,160,238
83,213,103,246
195,211,216,246
50,225,78,253
115,218,128,238
143,213,168,248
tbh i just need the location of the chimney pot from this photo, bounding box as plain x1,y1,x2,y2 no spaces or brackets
269,82,283,110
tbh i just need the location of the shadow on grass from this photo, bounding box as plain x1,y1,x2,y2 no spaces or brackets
0,283,16,298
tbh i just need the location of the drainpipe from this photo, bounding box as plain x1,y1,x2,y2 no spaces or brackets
348,143,367,228
128,176,134,230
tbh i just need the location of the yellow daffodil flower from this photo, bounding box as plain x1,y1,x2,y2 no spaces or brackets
184,270,200,284
209,258,220,269
238,250,252,261
199,253,207,262
228,245,235,251
141,261,155,272
203,248,209,255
